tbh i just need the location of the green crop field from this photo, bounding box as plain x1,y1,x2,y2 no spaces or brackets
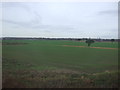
2,40,119,88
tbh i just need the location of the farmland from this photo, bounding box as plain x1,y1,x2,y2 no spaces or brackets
2,40,119,88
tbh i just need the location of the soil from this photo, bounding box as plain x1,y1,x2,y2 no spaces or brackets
62,45,118,50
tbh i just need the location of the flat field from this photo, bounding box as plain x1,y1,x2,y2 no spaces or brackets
2,40,119,88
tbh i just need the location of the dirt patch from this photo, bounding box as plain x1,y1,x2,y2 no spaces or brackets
62,45,118,50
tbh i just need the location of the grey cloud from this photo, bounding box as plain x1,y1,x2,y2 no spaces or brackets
2,19,75,33
2,2,30,11
31,11,42,24
2,19,33,27
3,3,43,29
109,29,118,32
98,10,117,15
2,19,44,30
1,3,42,28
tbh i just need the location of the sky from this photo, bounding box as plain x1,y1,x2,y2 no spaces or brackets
0,2,118,39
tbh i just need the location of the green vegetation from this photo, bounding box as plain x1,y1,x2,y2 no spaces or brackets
85,39,95,47
2,40,119,88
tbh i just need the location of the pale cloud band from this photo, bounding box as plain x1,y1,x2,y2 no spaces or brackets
0,2,118,39
0,0,119,2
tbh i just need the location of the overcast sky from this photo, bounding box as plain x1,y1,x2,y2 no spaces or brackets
0,2,118,39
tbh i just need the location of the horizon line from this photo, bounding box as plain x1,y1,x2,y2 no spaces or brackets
1,36,119,39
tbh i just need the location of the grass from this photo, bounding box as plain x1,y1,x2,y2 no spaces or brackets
3,67,119,88
2,40,119,88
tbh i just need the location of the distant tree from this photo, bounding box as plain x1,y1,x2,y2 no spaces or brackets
77,39,81,41
85,39,95,47
111,39,115,43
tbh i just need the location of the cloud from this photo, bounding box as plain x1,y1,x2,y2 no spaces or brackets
98,10,117,15
2,19,32,27
2,2,30,11
1,2,42,29
2,18,76,34
1,2,118,39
